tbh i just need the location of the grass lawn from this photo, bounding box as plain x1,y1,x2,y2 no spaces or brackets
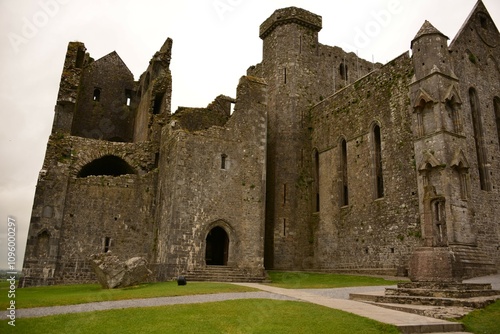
461,299,500,334
0,280,256,309
0,272,403,309
1,299,400,334
1,273,498,333
267,271,404,289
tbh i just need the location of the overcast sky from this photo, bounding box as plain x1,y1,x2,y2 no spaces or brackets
1,0,499,270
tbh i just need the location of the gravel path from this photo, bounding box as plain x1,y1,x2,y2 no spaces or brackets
5,285,393,319
7,292,299,319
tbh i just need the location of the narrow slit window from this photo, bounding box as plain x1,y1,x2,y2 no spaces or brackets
125,89,132,106
154,153,160,168
460,170,468,200
93,88,101,102
373,124,384,199
104,237,111,253
283,184,287,205
314,149,320,212
221,154,227,170
434,201,441,222
283,67,287,84
339,63,348,81
340,138,349,206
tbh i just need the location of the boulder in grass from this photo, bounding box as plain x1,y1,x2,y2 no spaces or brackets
90,253,152,289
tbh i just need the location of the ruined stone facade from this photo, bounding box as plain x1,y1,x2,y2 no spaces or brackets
22,1,499,286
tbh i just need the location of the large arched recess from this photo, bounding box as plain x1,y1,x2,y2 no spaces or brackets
77,155,136,178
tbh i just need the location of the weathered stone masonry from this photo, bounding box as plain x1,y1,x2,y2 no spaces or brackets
22,1,499,286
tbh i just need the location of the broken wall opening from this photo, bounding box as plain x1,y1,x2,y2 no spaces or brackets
77,155,136,178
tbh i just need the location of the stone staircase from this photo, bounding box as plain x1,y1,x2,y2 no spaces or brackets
350,281,500,319
186,266,269,283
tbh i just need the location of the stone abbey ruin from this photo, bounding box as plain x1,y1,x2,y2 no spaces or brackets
22,1,500,286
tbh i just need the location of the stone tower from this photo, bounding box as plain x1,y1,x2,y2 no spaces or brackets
255,7,323,269
250,7,377,270
408,0,499,281
408,21,476,281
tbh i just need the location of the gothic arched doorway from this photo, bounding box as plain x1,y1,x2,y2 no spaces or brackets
205,226,229,266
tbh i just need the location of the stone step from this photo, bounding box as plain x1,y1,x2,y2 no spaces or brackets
186,266,268,283
397,282,493,291
386,288,500,299
362,301,475,320
350,291,500,308
187,276,267,283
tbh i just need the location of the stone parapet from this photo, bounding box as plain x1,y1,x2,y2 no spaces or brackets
259,7,322,39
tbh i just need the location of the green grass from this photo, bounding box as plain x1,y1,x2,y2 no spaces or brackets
1,299,400,334
267,271,404,289
0,280,256,309
2,274,499,333
461,299,500,334
0,272,404,309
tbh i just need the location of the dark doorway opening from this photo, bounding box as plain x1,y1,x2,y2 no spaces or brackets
205,226,229,266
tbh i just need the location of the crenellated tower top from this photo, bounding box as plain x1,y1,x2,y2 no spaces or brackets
259,7,322,39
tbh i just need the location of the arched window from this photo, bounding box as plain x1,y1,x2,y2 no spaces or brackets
373,124,384,199
469,88,491,191
77,155,136,178
339,138,348,206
